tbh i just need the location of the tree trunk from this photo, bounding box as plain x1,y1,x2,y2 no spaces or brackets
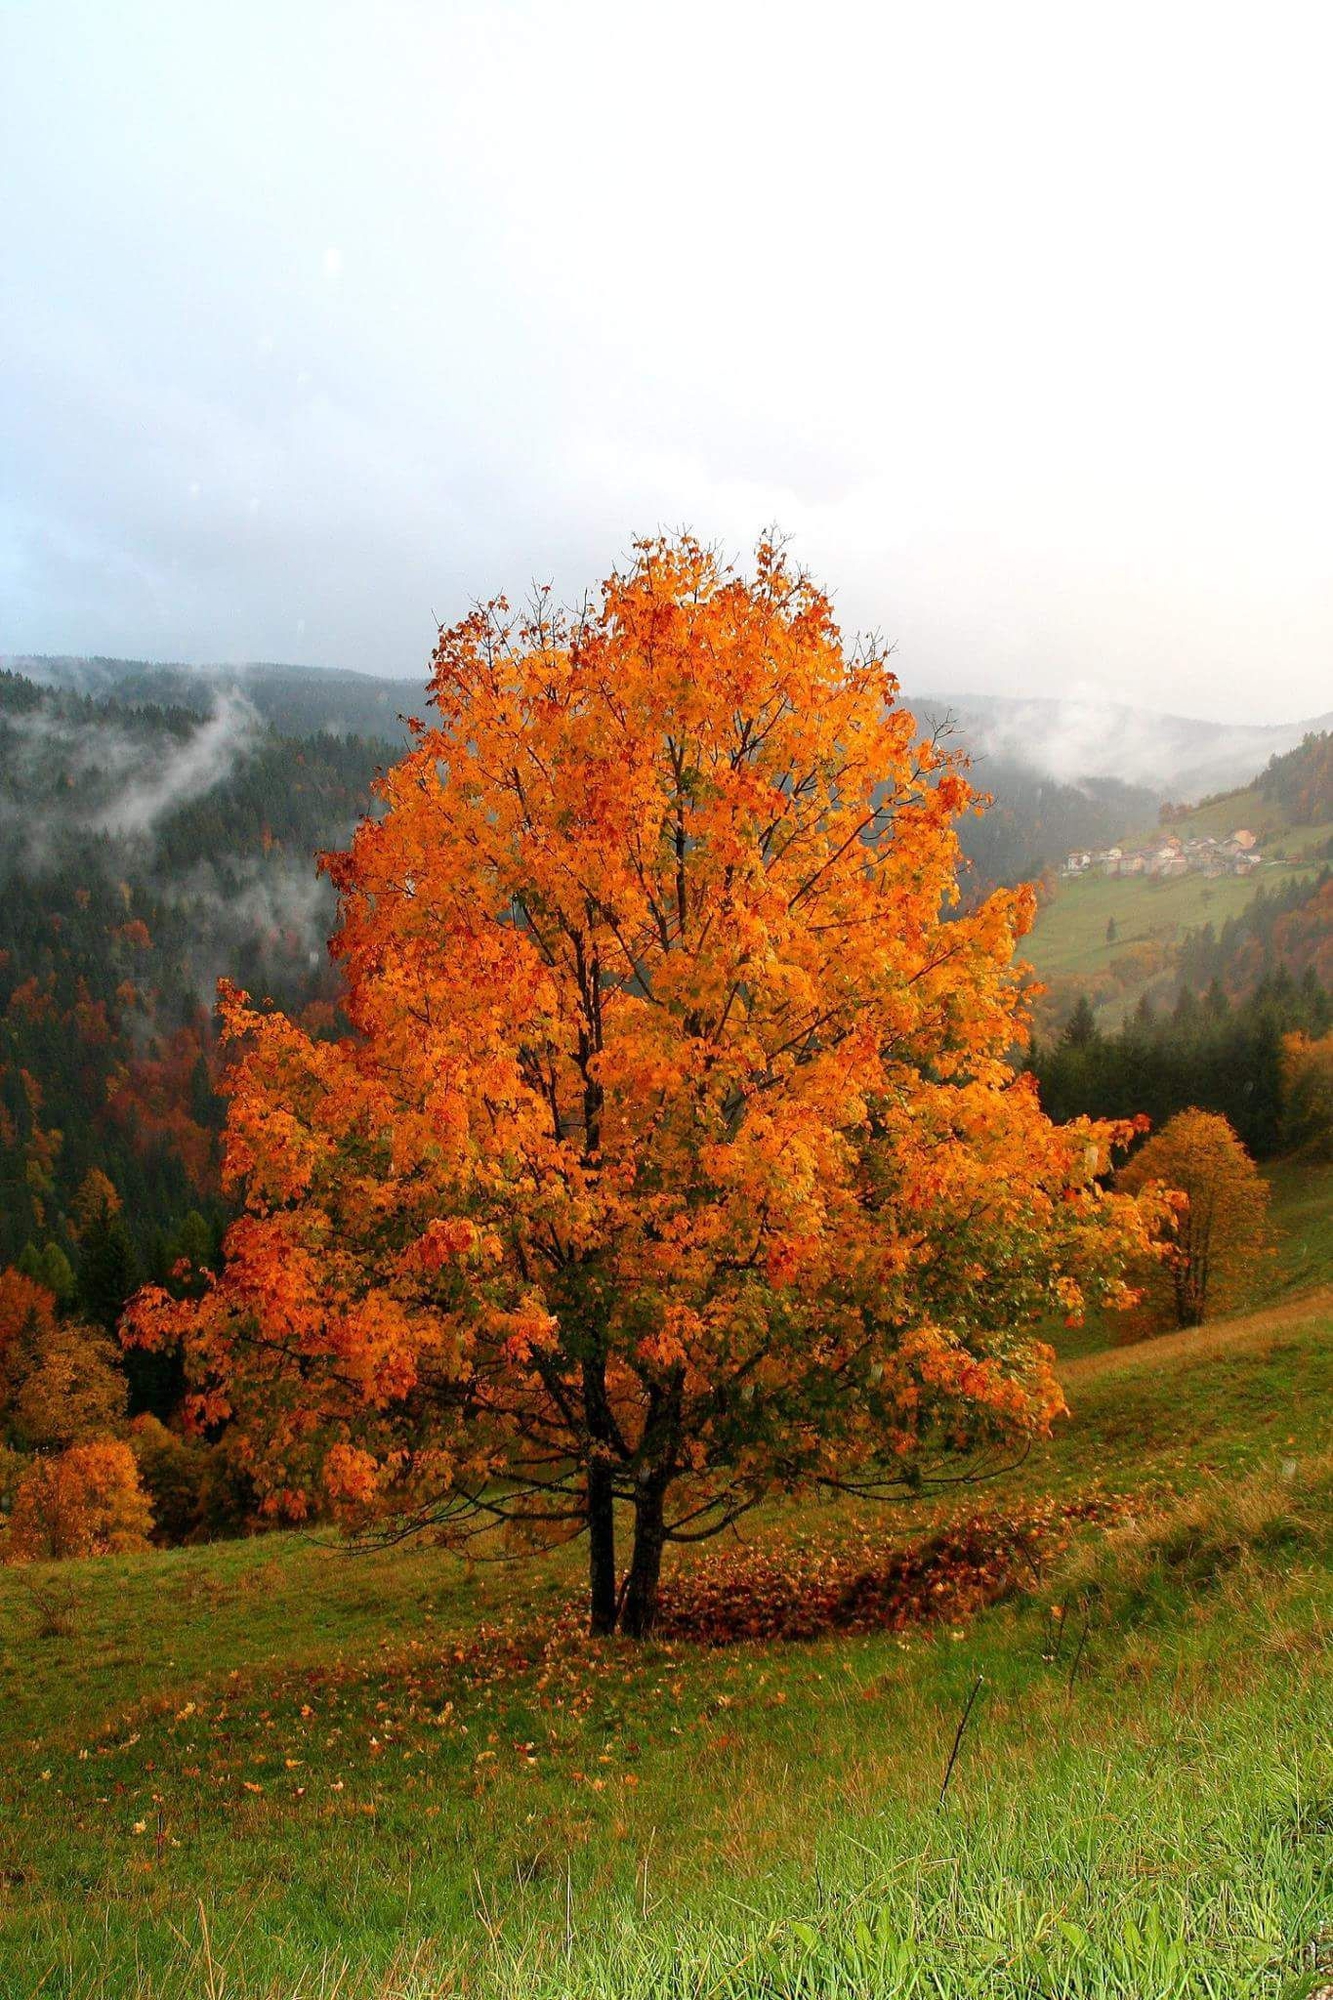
586,1459,618,1637
619,1476,669,1639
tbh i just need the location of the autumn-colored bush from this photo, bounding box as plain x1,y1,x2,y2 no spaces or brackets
127,1414,208,1543
6,1439,153,1562
1117,1109,1273,1331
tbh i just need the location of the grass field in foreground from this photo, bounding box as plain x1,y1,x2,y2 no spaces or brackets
1,1284,1331,1995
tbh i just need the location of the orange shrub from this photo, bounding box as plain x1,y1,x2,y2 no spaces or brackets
7,1440,154,1562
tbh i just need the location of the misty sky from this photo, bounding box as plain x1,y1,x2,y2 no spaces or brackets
4,2,1332,723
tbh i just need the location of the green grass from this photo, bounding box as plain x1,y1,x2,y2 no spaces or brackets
1267,1155,1333,1298
0,1268,1330,1997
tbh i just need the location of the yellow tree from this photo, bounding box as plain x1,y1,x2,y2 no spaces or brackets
1117,1108,1272,1329
127,537,1157,1635
68,1167,121,1240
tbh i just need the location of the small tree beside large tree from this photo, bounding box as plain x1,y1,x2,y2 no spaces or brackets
126,537,1158,1636
1117,1107,1272,1329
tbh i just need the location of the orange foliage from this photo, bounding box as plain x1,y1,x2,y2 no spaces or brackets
7,1316,127,1451
0,1269,57,1389
6,1440,153,1562
6,976,56,1023
126,536,1160,1634
1117,1108,1273,1330
72,992,114,1046
70,1167,121,1239
106,1028,215,1188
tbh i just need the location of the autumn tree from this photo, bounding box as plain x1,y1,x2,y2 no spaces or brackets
6,1440,153,1562
1117,1108,1272,1329
126,537,1157,1636
7,1316,127,1452
0,1264,129,1451
68,1168,121,1241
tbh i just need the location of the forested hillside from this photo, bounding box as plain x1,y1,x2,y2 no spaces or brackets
7,655,423,742
1031,969,1332,1159
0,670,391,1297
4,658,1170,897
953,761,1158,894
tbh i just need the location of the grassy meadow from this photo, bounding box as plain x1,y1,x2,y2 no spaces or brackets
1024,858,1324,987
1,1169,1331,1997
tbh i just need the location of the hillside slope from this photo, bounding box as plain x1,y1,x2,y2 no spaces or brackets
5,654,427,742
16,653,1333,804
0,1245,1328,1997
1026,732,1333,1022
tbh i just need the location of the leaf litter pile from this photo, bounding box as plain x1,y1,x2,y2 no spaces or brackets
652,1495,1117,1645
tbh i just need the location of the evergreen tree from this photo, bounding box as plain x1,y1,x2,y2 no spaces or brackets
77,1207,138,1332
1062,995,1099,1047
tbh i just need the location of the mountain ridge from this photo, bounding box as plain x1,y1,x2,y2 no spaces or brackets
9,655,1331,799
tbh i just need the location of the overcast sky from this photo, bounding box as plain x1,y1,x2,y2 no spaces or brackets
3,1,1331,722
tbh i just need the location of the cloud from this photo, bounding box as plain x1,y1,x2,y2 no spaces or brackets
910,690,1331,800
0,683,343,999
168,852,335,1005
3,3,1333,721
0,689,262,859
93,691,261,837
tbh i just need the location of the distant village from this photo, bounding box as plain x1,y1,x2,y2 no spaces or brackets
1062,827,1263,880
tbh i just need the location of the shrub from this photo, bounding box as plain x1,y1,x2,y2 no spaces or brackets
7,1440,153,1562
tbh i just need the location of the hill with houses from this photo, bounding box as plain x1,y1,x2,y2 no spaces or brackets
1062,824,1262,882
1030,730,1333,1028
